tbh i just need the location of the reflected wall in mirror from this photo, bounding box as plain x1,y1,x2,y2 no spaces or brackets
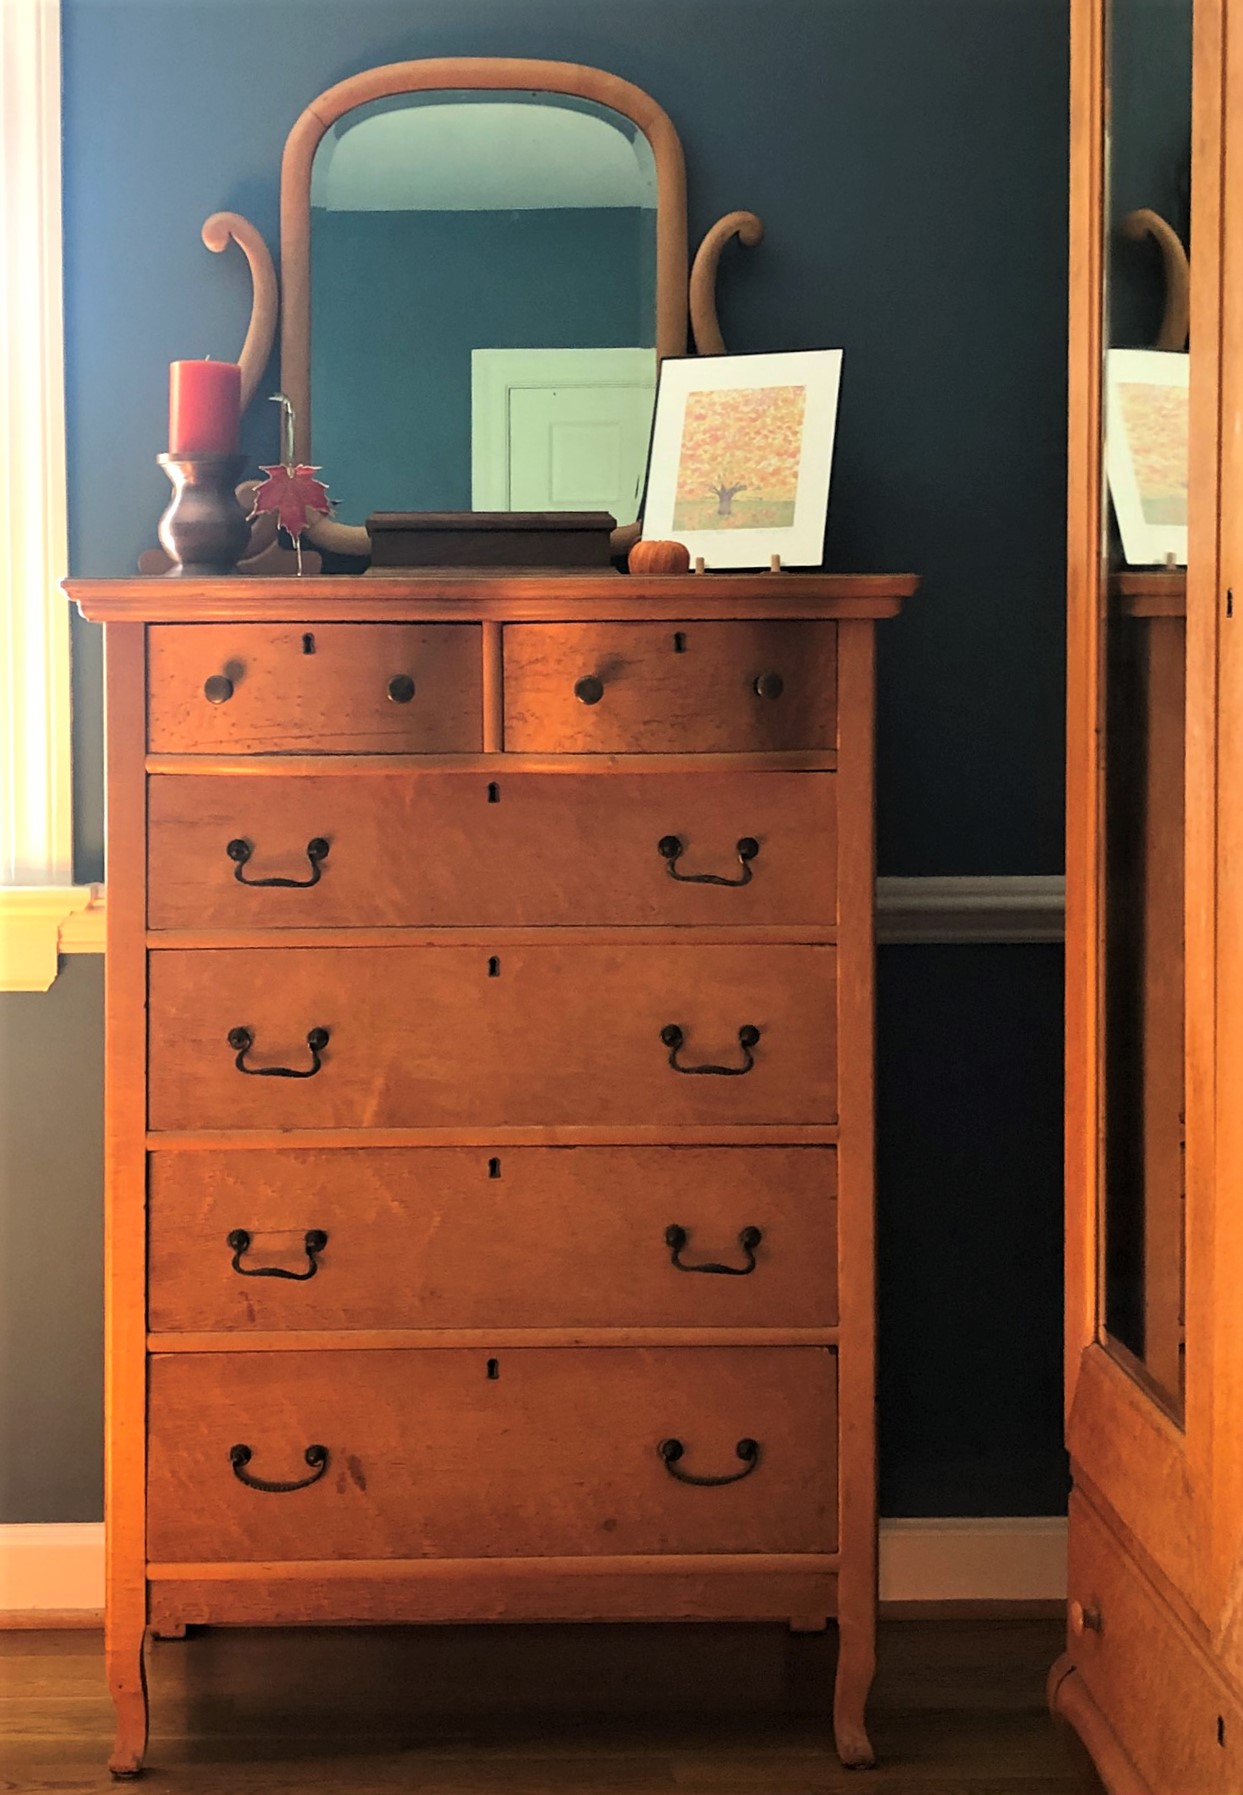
308,90,659,528
1099,0,1192,1415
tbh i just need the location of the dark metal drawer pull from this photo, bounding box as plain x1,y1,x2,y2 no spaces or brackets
574,674,605,705
203,673,234,704
228,1026,329,1078
227,836,329,888
753,672,784,700
660,1023,759,1076
227,1227,328,1280
658,835,759,886
228,1442,328,1493
658,1437,760,1486
665,1223,762,1275
387,674,415,703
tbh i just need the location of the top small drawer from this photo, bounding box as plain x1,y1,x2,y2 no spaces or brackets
147,624,482,754
502,621,836,753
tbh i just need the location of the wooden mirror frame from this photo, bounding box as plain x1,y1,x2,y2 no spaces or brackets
279,58,691,558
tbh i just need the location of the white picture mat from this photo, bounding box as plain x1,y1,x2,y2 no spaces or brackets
1105,347,1189,567
641,350,842,568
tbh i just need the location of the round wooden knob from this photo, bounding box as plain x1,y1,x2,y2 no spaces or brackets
753,673,784,701
387,674,415,704
574,675,605,705
203,673,234,704
1069,1600,1102,1636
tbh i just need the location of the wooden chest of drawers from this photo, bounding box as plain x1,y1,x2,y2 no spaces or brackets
71,570,912,1776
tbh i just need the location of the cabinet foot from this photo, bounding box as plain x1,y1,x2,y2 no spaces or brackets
834,1624,876,1768
106,1617,149,1777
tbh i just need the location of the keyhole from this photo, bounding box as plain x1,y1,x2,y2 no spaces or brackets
1218,1716,1226,1747
488,1157,502,1179
301,632,316,654
487,956,501,978
673,631,687,653
487,781,500,803
1229,590,1235,619
486,1358,500,1380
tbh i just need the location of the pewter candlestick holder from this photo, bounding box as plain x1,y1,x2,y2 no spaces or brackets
156,451,249,575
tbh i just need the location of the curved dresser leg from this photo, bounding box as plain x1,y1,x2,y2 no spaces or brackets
106,1611,149,1777
833,1618,877,1768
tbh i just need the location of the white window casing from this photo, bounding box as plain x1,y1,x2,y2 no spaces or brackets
0,0,101,990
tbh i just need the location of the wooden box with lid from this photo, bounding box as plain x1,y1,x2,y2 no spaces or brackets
71,568,912,1774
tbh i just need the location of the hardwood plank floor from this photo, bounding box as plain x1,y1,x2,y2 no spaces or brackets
1,1620,1092,1792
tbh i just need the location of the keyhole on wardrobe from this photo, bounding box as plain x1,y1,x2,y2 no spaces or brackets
486,1358,500,1380
487,1157,502,1179
487,956,501,978
1218,1716,1227,1748
301,632,316,654
487,781,500,803
673,631,687,653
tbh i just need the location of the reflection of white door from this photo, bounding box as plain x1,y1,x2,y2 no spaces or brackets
472,348,656,524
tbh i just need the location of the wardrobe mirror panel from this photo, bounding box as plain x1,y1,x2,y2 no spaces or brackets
1099,0,1191,1415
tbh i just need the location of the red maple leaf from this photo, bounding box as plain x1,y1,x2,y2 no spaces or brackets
251,464,331,539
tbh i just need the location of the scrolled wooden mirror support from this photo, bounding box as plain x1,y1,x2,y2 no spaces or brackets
176,58,763,567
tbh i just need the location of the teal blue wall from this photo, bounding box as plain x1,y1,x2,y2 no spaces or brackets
1,0,1070,1522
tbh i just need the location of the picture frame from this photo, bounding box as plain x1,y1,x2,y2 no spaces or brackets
640,349,843,569
1105,348,1189,566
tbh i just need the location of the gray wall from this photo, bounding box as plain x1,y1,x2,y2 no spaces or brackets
0,0,1069,1523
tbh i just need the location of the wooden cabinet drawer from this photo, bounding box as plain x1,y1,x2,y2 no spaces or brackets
147,770,836,929
147,1347,838,1561
147,624,482,753
147,1146,837,1332
1067,1490,1243,1792
502,622,836,752
147,945,836,1132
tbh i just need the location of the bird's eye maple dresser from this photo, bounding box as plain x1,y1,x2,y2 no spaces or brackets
70,567,913,1776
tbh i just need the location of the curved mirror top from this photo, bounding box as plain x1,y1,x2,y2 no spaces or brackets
309,91,659,527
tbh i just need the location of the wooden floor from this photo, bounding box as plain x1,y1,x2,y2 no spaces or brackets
2,1618,1093,1792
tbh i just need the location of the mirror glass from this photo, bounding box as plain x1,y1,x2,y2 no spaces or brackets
309,91,659,528
1099,0,1192,1414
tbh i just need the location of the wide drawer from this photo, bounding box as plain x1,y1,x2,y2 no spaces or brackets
147,945,837,1131
147,624,482,753
146,770,836,929
147,1146,837,1332
1067,1489,1243,1792
146,1347,838,1561
502,621,836,752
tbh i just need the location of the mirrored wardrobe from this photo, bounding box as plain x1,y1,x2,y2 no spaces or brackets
1055,0,1243,1786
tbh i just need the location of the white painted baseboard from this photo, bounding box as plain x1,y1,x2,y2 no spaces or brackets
0,1517,1065,1615
878,1516,1067,1603
0,1522,104,1611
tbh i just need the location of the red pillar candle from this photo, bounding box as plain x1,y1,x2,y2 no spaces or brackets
168,359,241,454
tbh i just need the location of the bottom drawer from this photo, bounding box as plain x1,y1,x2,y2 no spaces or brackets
147,1348,837,1562
1067,1488,1243,1792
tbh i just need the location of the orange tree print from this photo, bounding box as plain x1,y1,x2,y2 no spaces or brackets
673,384,806,531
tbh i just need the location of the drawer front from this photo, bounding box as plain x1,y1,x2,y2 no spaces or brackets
502,622,836,752
1068,1490,1243,1792
147,771,836,929
147,1146,837,1332
147,1347,838,1561
147,945,836,1131
147,624,482,753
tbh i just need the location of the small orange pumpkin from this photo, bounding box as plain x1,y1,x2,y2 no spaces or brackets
627,538,691,576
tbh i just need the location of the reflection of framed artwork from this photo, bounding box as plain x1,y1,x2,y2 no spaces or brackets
640,350,843,569
1105,348,1189,566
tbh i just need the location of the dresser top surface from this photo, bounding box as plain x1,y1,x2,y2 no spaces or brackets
67,571,917,624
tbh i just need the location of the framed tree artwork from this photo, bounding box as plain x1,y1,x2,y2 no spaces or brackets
1105,348,1189,566
640,349,842,568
